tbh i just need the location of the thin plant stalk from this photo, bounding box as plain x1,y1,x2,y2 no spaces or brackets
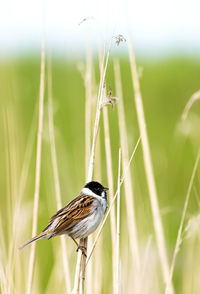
4,108,19,294
115,149,121,294
137,236,152,294
72,39,112,294
127,38,173,294
102,104,117,292
101,45,116,290
3,111,12,294
181,89,200,121
72,251,82,294
114,59,140,269
93,136,103,294
93,236,103,294
85,48,93,176
165,151,200,294
86,136,141,265
3,111,12,244
48,57,71,293
26,39,45,294
12,106,37,293
87,41,110,182
0,219,6,294
85,48,93,294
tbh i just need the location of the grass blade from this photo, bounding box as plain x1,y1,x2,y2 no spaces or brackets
114,58,140,270
127,38,173,293
47,57,71,293
165,151,200,294
26,39,45,294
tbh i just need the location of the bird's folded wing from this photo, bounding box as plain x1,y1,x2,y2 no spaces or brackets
43,194,94,233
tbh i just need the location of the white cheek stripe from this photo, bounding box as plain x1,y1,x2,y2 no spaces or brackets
101,191,106,198
81,187,101,200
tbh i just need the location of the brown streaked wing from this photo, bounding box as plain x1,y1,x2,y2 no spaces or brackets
43,194,94,233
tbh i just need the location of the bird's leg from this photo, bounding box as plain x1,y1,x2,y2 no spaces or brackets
70,236,87,257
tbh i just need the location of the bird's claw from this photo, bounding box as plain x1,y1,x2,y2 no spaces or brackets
76,245,87,257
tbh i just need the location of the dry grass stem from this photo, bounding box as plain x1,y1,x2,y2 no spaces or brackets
87,40,112,182
103,103,117,292
85,49,93,176
137,236,152,294
72,252,82,294
26,39,45,294
3,102,37,294
48,58,71,293
165,151,200,294
92,137,103,294
72,40,112,294
85,48,94,294
4,109,18,294
127,38,173,293
101,49,117,290
181,89,200,121
10,107,37,294
115,149,121,294
114,58,140,269
86,136,141,265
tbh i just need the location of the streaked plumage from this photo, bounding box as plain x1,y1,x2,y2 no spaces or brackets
20,181,108,254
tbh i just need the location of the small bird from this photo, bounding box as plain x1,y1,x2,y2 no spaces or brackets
20,181,108,256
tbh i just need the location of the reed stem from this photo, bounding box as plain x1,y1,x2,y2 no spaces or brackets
48,57,71,293
26,39,45,294
127,38,173,293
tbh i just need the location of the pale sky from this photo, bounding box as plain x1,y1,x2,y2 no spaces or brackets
1,0,200,56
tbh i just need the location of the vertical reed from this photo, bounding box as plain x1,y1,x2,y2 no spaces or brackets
47,57,71,293
102,102,117,292
114,58,140,272
127,38,173,293
115,149,121,294
26,39,45,294
84,48,94,294
86,136,141,265
101,45,117,291
93,135,103,294
165,151,200,294
72,40,112,294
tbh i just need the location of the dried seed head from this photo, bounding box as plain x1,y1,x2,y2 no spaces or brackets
114,34,126,46
101,87,119,108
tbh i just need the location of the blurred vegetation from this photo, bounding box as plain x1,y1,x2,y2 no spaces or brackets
0,54,200,293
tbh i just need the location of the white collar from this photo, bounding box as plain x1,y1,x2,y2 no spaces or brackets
81,187,102,200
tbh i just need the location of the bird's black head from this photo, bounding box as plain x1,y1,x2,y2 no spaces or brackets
84,181,108,197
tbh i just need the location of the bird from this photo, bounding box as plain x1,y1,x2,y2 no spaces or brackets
19,181,108,256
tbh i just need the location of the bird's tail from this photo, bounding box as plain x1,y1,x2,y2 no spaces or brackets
19,232,50,250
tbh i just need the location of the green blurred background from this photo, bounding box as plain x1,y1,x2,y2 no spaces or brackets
0,52,200,293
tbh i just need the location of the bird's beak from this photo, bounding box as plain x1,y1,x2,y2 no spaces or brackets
104,187,109,191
